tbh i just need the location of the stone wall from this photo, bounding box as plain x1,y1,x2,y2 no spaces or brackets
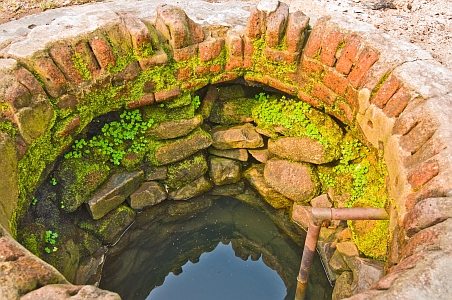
1,0,452,299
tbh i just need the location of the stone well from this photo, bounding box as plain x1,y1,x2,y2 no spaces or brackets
1,0,452,299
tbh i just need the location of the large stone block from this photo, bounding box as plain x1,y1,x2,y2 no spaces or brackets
211,123,263,149
129,182,167,210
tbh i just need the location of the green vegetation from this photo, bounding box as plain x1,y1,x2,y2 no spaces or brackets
50,177,57,186
0,121,18,137
44,230,58,253
72,52,92,81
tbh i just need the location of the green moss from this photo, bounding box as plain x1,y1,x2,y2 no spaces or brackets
336,40,346,52
0,121,18,138
72,52,92,80
164,152,208,188
348,218,389,261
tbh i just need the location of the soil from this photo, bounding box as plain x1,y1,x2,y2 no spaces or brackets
1,0,451,70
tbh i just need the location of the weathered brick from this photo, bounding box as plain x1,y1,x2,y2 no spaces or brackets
301,58,324,77
401,226,440,258
246,7,264,39
143,80,155,93
154,86,181,103
173,44,198,62
345,86,359,111
194,66,210,77
60,116,81,137
405,178,451,211
199,38,224,62
139,49,168,70
182,80,209,91
243,36,255,57
338,102,354,122
112,62,140,86
265,48,300,64
285,11,309,53
121,14,153,57
212,73,238,84
303,19,326,58
226,31,244,57
225,58,244,71
106,23,133,57
323,70,348,94
320,31,344,67
89,35,116,70
348,48,379,88
175,66,192,81
335,36,361,75
371,75,401,109
33,56,68,98
403,198,452,237
265,2,289,48
49,43,84,84
210,64,222,74
127,93,155,109
13,68,45,95
407,160,439,190
4,81,31,109
298,91,320,108
399,120,437,154
155,4,204,49
403,136,444,168
312,83,335,106
56,94,78,110
266,77,297,95
74,41,101,78
383,87,411,118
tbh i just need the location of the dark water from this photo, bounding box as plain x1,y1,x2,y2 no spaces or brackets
100,196,332,300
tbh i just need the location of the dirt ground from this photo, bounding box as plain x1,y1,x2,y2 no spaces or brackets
1,0,451,69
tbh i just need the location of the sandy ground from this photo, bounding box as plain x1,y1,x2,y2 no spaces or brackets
1,0,451,69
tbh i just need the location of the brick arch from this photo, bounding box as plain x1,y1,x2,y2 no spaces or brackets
1,1,452,298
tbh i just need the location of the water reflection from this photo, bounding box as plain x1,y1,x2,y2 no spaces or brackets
100,196,332,300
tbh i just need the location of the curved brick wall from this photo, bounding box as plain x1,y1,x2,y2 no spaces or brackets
1,0,452,298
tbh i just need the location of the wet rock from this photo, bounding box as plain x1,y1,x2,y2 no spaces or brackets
147,115,203,139
87,171,143,219
210,181,246,196
264,157,319,203
74,248,106,285
332,271,353,300
163,153,208,188
268,136,340,164
209,97,255,124
209,156,242,185
129,182,167,210
78,205,136,245
20,284,120,300
211,123,264,149
209,148,249,161
168,175,213,200
248,148,274,163
153,128,212,165
0,226,69,300
48,239,80,283
350,257,385,294
167,194,213,216
145,166,168,181
55,157,111,213
243,164,292,209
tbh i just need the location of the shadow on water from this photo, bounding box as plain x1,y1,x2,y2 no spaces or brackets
99,196,332,300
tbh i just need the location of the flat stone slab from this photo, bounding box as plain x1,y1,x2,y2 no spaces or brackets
87,171,143,220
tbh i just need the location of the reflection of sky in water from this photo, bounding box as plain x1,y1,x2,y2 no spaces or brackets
147,242,286,300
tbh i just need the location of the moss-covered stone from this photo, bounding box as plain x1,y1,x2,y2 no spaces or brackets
209,97,256,125
163,152,208,189
0,133,18,233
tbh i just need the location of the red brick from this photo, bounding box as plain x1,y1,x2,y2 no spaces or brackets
399,120,437,154
154,86,181,103
225,58,244,71
244,74,268,85
403,137,443,168
266,77,298,95
13,68,45,95
127,93,155,109
49,43,84,84
301,58,324,77
320,31,344,67
345,86,358,111
175,67,192,81
383,87,411,118
210,64,222,74
246,7,264,39
199,38,224,62
194,66,210,77
60,116,81,136
139,49,168,70
56,94,78,110
33,57,68,98
403,198,449,237
298,91,320,108
173,44,198,62
74,41,101,78
182,80,208,91
121,14,152,56
338,102,354,122
404,179,450,211
401,226,440,258
89,36,116,70
265,2,289,48
243,57,253,69
407,160,439,190
226,33,243,57
212,73,238,84
143,80,155,93
265,48,300,64
112,62,140,86
336,36,361,75
303,21,325,58
243,37,255,57
312,84,335,106
285,11,309,53
4,81,31,109
371,75,401,109
348,48,379,88
323,70,348,94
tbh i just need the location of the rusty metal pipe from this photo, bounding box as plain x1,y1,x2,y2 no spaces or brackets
294,206,389,300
